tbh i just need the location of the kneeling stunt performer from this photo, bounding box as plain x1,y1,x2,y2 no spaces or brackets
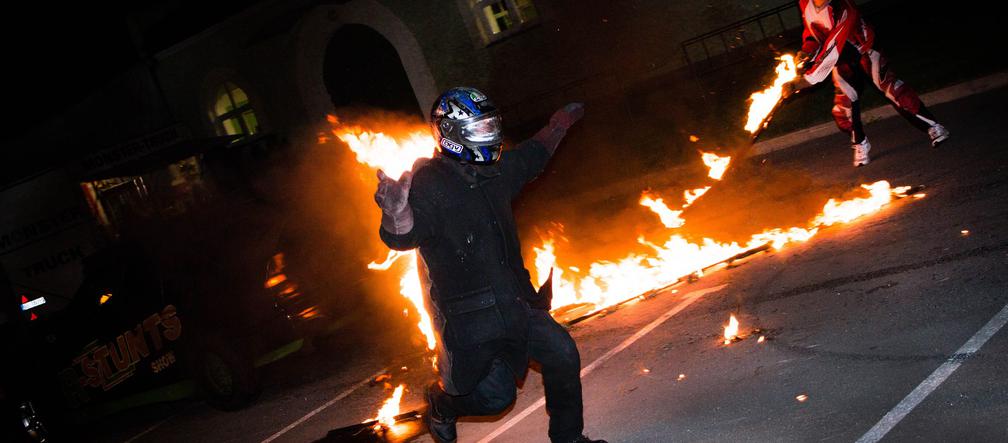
374,86,606,443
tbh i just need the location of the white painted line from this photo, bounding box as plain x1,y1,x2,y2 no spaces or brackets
261,368,388,443
751,70,1008,156
476,284,726,443
856,301,1008,443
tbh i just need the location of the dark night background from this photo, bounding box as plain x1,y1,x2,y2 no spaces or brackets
1,1,257,146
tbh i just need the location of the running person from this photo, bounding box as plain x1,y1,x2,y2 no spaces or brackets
787,0,950,166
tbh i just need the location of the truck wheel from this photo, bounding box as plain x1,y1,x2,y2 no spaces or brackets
195,337,260,411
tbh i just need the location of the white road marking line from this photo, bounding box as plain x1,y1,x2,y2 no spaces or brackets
856,301,1008,443
476,284,726,443
261,368,388,443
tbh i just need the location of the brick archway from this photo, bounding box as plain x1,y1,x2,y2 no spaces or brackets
295,0,438,122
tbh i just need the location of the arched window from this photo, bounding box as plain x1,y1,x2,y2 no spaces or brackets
213,82,259,136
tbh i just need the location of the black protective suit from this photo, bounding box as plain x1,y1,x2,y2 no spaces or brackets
379,139,584,442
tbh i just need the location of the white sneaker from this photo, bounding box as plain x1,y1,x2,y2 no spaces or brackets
928,124,950,147
852,139,871,167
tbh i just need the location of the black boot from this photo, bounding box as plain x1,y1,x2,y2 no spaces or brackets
568,435,608,443
424,383,458,443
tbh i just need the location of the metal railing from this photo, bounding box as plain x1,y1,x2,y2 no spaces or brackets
680,2,803,74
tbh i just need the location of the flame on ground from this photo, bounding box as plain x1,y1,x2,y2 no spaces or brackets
724,314,740,344
638,151,724,228
537,179,913,313
683,187,711,207
639,194,685,229
373,384,405,428
744,54,797,133
701,152,731,180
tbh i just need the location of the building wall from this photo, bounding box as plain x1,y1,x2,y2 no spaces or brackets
6,0,802,184
150,0,799,141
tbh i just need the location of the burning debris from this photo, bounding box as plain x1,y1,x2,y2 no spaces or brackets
315,409,424,443
723,314,740,345
373,385,406,429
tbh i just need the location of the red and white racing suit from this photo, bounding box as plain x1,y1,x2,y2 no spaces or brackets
799,0,937,142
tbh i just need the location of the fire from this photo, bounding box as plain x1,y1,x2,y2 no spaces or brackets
374,384,405,428
723,314,739,344
325,116,439,351
701,152,731,180
744,54,797,133
814,181,906,226
639,151,727,228
326,54,909,338
532,239,579,308
639,194,685,228
683,187,710,207
368,250,436,350
323,59,920,422
535,179,912,313
327,115,435,180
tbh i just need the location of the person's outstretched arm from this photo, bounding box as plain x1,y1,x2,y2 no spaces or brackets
503,103,585,196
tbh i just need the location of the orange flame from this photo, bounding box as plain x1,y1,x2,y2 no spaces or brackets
723,314,739,344
368,250,436,350
536,179,911,314
326,98,917,362
374,384,405,428
639,194,685,228
745,55,797,133
701,152,731,180
683,187,711,207
327,115,435,180
325,117,438,352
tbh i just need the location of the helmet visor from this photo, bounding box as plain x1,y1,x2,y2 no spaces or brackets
460,115,501,143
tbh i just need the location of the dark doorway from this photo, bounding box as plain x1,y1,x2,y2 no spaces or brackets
323,24,422,117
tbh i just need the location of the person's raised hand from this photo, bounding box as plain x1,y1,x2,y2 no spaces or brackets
374,169,412,215
549,102,585,131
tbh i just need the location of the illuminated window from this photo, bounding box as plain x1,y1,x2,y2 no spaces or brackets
213,82,259,137
471,0,538,43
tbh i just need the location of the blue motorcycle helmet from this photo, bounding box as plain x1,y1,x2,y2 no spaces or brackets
430,87,503,165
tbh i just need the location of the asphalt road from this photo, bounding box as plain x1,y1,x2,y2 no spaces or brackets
87,86,1008,443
